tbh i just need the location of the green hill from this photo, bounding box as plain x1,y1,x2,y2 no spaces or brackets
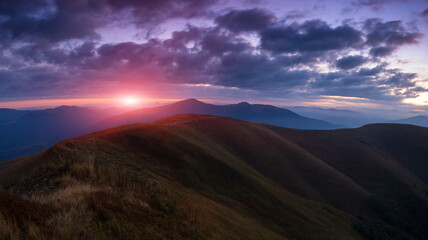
0,114,427,239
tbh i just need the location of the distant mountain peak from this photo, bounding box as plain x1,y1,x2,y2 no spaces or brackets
171,98,205,106
237,101,250,106
409,115,428,119
51,105,84,112
179,98,203,103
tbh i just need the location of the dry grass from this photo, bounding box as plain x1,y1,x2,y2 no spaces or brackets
0,149,221,240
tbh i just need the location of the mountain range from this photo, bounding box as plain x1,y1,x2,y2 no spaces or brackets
1,99,427,162
0,106,115,161
290,106,385,127
0,114,426,239
95,98,343,130
0,99,341,161
388,115,428,127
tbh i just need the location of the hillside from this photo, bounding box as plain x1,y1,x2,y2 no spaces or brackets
95,99,342,131
0,114,427,239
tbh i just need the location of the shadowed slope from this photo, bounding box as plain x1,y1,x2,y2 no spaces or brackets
0,114,427,239
0,114,363,240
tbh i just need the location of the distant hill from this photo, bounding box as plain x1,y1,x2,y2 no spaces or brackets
290,106,385,127
389,115,428,127
0,106,115,160
0,114,427,239
96,98,343,130
0,109,30,123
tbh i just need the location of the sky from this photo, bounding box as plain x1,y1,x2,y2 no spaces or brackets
0,0,428,117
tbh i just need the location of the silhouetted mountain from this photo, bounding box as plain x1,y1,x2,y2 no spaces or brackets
290,106,385,127
96,98,343,130
0,106,114,160
0,100,341,161
0,114,427,239
389,115,428,127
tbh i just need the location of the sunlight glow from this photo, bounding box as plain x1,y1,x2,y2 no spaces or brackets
122,97,139,106
321,95,369,101
0,97,184,109
403,92,428,106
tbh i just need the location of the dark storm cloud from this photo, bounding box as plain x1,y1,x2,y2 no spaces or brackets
312,65,424,100
215,8,275,32
12,41,97,66
260,20,363,53
163,25,251,55
364,18,423,56
0,0,105,43
369,46,395,57
358,65,385,76
422,8,428,16
350,0,406,11
214,53,313,89
0,66,73,98
336,55,367,69
0,0,48,16
385,71,418,87
0,0,216,44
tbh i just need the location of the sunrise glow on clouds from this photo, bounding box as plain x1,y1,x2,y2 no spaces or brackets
0,0,427,114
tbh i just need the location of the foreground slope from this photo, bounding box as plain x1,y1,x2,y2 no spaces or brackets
0,114,427,239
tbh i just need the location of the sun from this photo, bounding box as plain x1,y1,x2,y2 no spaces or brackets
122,97,139,106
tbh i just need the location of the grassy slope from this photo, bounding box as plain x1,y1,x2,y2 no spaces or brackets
271,123,428,198
0,114,427,239
0,114,363,240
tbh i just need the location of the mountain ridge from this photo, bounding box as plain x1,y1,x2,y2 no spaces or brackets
0,113,427,239
389,115,428,127
95,98,344,131
0,100,343,161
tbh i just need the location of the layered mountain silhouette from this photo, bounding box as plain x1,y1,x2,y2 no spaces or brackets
95,98,343,130
0,106,115,161
0,109,29,123
290,106,385,127
0,99,341,161
0,114,427,239
388,115,428,127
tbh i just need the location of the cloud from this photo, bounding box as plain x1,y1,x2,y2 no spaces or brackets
369,46,395,57
336,55,367,69
0,0,217,44
0,0,105,43
213,52,313,89
350,0,406,11
215,8,275,32
311,65,424,100
260,20,363,53
364,18,423,56
422,8,428,17
0,2,424,104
